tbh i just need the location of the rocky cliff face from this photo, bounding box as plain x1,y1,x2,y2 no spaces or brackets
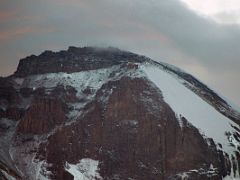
0,47,240,180
14,47,145,77
17,98,66,134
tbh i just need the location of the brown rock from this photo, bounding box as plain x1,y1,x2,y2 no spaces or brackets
17,97,66,134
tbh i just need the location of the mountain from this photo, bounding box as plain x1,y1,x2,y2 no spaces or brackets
0,46,240,180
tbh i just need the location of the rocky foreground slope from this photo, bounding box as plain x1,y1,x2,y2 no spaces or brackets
0,47,240,180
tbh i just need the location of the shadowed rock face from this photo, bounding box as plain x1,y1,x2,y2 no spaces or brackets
0,47,239,179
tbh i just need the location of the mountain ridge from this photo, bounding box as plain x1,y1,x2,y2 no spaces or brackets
10,46,240,124
13,46,146,77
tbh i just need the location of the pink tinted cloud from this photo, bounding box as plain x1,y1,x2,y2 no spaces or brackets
0,26,55,41
99,18,171,44
50,0,89,7
0,10,17,22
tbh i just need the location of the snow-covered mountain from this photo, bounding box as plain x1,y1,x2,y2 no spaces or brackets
0,47,240,180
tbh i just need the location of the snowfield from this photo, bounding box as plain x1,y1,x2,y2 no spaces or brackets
65,158,102,180
21,67,115,98
141,63,240,179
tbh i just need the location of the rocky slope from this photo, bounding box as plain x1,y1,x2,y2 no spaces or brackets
0,47,240,180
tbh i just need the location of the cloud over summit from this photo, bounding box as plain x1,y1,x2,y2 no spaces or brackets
0,0,240,106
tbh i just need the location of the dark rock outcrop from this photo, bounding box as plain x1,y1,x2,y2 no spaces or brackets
17,98,66,134
14,47,146,77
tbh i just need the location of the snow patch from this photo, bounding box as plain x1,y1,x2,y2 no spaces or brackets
0,118,19,174
178,172,188,180
21,67,114,98
223,175,240,180
65,158,102,180
67,102,88,121
9,135,49,180
175,164,218,179
34,160,52,180
0,170,16,180
13,78,24,86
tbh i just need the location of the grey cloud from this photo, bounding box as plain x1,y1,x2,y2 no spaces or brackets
0,0,239,106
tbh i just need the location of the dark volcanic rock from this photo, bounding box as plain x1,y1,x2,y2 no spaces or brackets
14,47,146,77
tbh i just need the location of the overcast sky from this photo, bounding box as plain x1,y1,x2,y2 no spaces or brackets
0,0,240,107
